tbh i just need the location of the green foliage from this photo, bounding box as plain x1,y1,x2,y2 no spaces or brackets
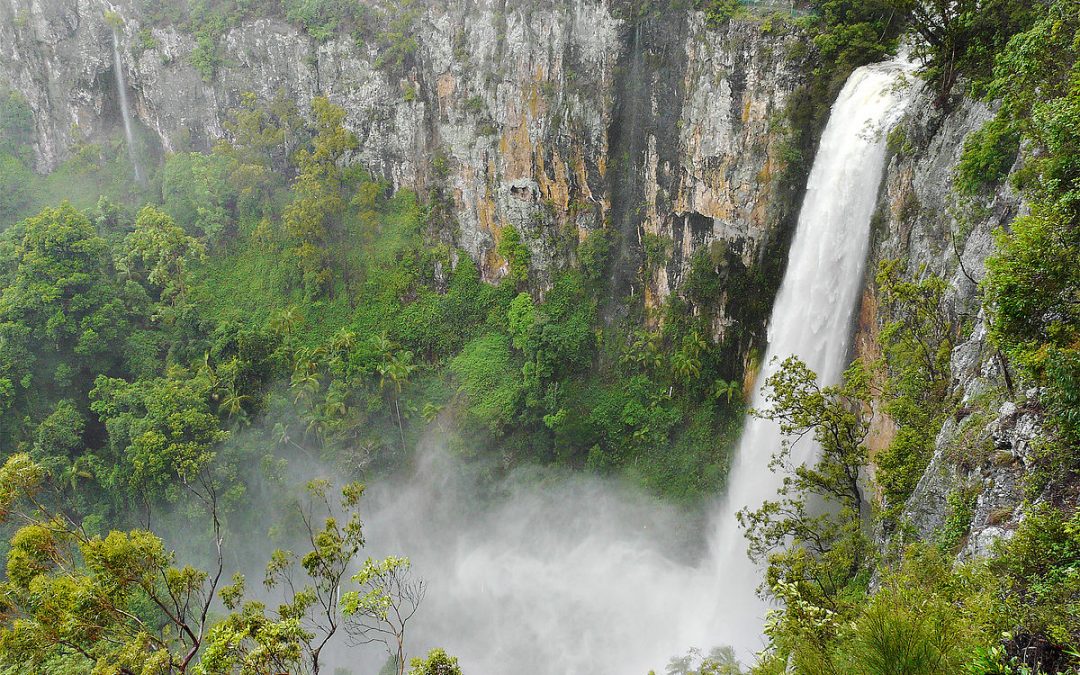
216,89,305,209
0,453,212,673
0,202,134,443
903,0,1039,101
665,646,744,675
989,504,1080,650
806,0,904,82
872,260,958,511
980,1,1080,479
450,333,523,433
90,368,227,503
496,225,530,287
741,358,873,666
986,204,1080,376
696,0,741,28
162,151,235,244
956,115,1020,196
0,453,432,675
938,488,978,553
577,228,612,289
368,0,422,71
121,205,205,307
283,96,359,298
886,126,915,158
0,153,33,224
284,0,364,41
342,554,426,674
642,232,671,275
0,88,34,163
191,25,224,81
408,648,463,675
825,545,995,675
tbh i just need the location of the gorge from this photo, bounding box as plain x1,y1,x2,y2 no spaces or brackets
0,0,1073,673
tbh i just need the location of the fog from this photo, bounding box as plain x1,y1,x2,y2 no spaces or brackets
338,442,767,675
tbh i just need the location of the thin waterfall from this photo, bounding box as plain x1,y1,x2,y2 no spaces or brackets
704,55,919,659
111,27,141,182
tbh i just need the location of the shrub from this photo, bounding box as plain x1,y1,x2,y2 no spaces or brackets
449,333,524,433
956,114,1020,196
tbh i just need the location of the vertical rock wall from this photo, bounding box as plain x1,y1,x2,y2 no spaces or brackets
0,0,806,312
861,83,1030,558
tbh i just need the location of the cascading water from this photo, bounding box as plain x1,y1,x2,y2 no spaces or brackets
111,27,141,182
704,55,919,659
327,56,919,675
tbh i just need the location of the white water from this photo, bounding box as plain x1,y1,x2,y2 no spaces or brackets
702,56,919,659
331,57,918,674
111,28,141,182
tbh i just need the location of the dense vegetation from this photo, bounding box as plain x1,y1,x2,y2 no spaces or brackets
0,0,1078,672
739,1,1080,673
0,4,746,667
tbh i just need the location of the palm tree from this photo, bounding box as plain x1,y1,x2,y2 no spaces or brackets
220,384,251,421
331,329,357,352
327,329,357,373
682,331,707,360
624,330,663,371
270,305,304,338
711,378,742,405
378,349,415,452
291,365,321,406
197,352,221,390
670,348,702,395
313,385,349,443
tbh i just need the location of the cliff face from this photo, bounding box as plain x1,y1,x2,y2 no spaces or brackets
862,84,1028,558
0,0,805,327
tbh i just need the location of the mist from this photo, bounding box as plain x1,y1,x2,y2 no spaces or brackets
338,440,768,675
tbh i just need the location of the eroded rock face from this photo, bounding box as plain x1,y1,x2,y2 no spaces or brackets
863,84,1031,559
0,0,806,308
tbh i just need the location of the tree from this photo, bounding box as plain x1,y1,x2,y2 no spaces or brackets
711,379,742,405
253,479,365,675
808,0,905,82
898,0,1038,101
408,648,464,675
738,357,873,667
89,368,228,506
162,152,235,245
200,479,426,675
220,89,304,178
496,226,530,287
343,556,427,675
121,205,206,309
0,153,31,224
872,261,958,511
215,89,304,220
663,646,743,675
449,334,524,434
0,88,34,163
979,1,1080,473
670,332,706,394
0,454,226,675
283,96,358,298
377,343,416,452
0,454,432,675
0,202,129,440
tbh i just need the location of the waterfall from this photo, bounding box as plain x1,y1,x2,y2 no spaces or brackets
704,56,919,659
320,56,919,675
111,27,141,182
